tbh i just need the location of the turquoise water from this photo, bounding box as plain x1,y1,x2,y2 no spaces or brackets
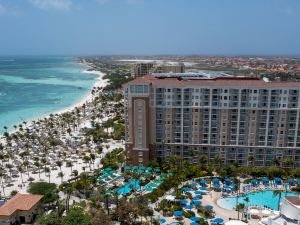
118,180,140,195
0,56,97,133
217,190,299,210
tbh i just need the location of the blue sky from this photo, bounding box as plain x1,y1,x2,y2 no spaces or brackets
0,0,299,55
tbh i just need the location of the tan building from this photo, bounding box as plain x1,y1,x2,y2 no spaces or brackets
154,62,185,74
131,63,154,78
0,194,43,225
131,62,185,78
124,74,300,167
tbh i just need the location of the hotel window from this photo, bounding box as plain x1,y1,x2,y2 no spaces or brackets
144,85,149,93
138,152,143,157
135,85,143,93
130,85,134,93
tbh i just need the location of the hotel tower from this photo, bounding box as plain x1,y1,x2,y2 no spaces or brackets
123,74,300,167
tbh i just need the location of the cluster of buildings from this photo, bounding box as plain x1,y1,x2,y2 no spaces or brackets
124,71,300,167
131,61,185,78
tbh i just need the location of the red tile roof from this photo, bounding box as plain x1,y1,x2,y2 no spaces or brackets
0,194,43,216
125,75,300,88
286,196,300,206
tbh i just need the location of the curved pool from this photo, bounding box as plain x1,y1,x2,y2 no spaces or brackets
217,190,299,210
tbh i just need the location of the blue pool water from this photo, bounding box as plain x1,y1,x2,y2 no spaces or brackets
0,56,97,133
217,190,299,210
118,180,140,195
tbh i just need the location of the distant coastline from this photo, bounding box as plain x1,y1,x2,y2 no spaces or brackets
0,57,107,135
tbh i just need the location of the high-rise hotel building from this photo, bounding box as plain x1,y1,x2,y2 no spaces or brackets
123,74,300,167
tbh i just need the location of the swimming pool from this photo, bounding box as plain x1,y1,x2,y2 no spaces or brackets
118,180,140,195
217,190,299,210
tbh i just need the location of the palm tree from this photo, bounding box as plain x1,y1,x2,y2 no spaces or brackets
272,157,281,167
0,172,5,197
273,190,284,210
58,172,64,183
56,160,63,172
17,165,24,184
236,203,245,220
282,156,294,169
66,161,73,173
22,160,30,178
199,154,208,166
45,167,51,183
248,155,255,166
34,161,41,180
72,170,78,179
244,197,250,222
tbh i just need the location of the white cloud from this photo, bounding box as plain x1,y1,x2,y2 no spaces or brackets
29,0,73,11
283,7,295,16
96,0,111,4
126,0,143,4
96,0,143,4
0,3,7,15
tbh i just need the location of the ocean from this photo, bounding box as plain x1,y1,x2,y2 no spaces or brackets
0,56,97,133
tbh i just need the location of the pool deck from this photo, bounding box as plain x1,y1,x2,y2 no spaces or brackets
201,191,260,225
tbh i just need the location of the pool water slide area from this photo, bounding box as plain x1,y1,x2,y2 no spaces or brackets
117,180,140,195
217,190,299,210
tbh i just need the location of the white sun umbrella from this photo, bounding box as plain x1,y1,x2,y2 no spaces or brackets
225,220,248,225
249,209,259,214
165,195,175,201
262,209,271,215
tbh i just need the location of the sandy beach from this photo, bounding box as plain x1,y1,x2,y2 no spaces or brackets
0,62,122,196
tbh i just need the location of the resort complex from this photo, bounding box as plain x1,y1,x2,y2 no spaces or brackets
124,74,300,167
1,57,300,225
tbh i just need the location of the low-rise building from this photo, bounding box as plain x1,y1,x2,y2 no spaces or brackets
0,194,43,225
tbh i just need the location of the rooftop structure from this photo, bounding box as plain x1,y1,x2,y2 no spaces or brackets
261,196,300,225
0,194,43,225
124,74,300,166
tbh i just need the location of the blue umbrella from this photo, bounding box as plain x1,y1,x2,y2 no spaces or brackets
190,222,199,225
191,182,198,187
288,179,296,184
192,197,199,201
160,218,166,223
223,185,230,189
275,177,282,184
190,216,200,221
193,200,202,205
184,204,195,210
200,179,207,185
195,191,203,195
180,199,188,205
225,178,231,184
183,187,192,192
200,187,207,190
262,177,269,182
173,210,183,217
213,218,224,224
206,205,213,211
213,184,220,189
212,177,219,183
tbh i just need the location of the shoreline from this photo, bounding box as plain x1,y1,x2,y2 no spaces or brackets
0,59,124,195
1,61,108,137
53,69,109,116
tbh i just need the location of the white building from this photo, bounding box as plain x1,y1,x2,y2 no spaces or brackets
262,196,300,225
